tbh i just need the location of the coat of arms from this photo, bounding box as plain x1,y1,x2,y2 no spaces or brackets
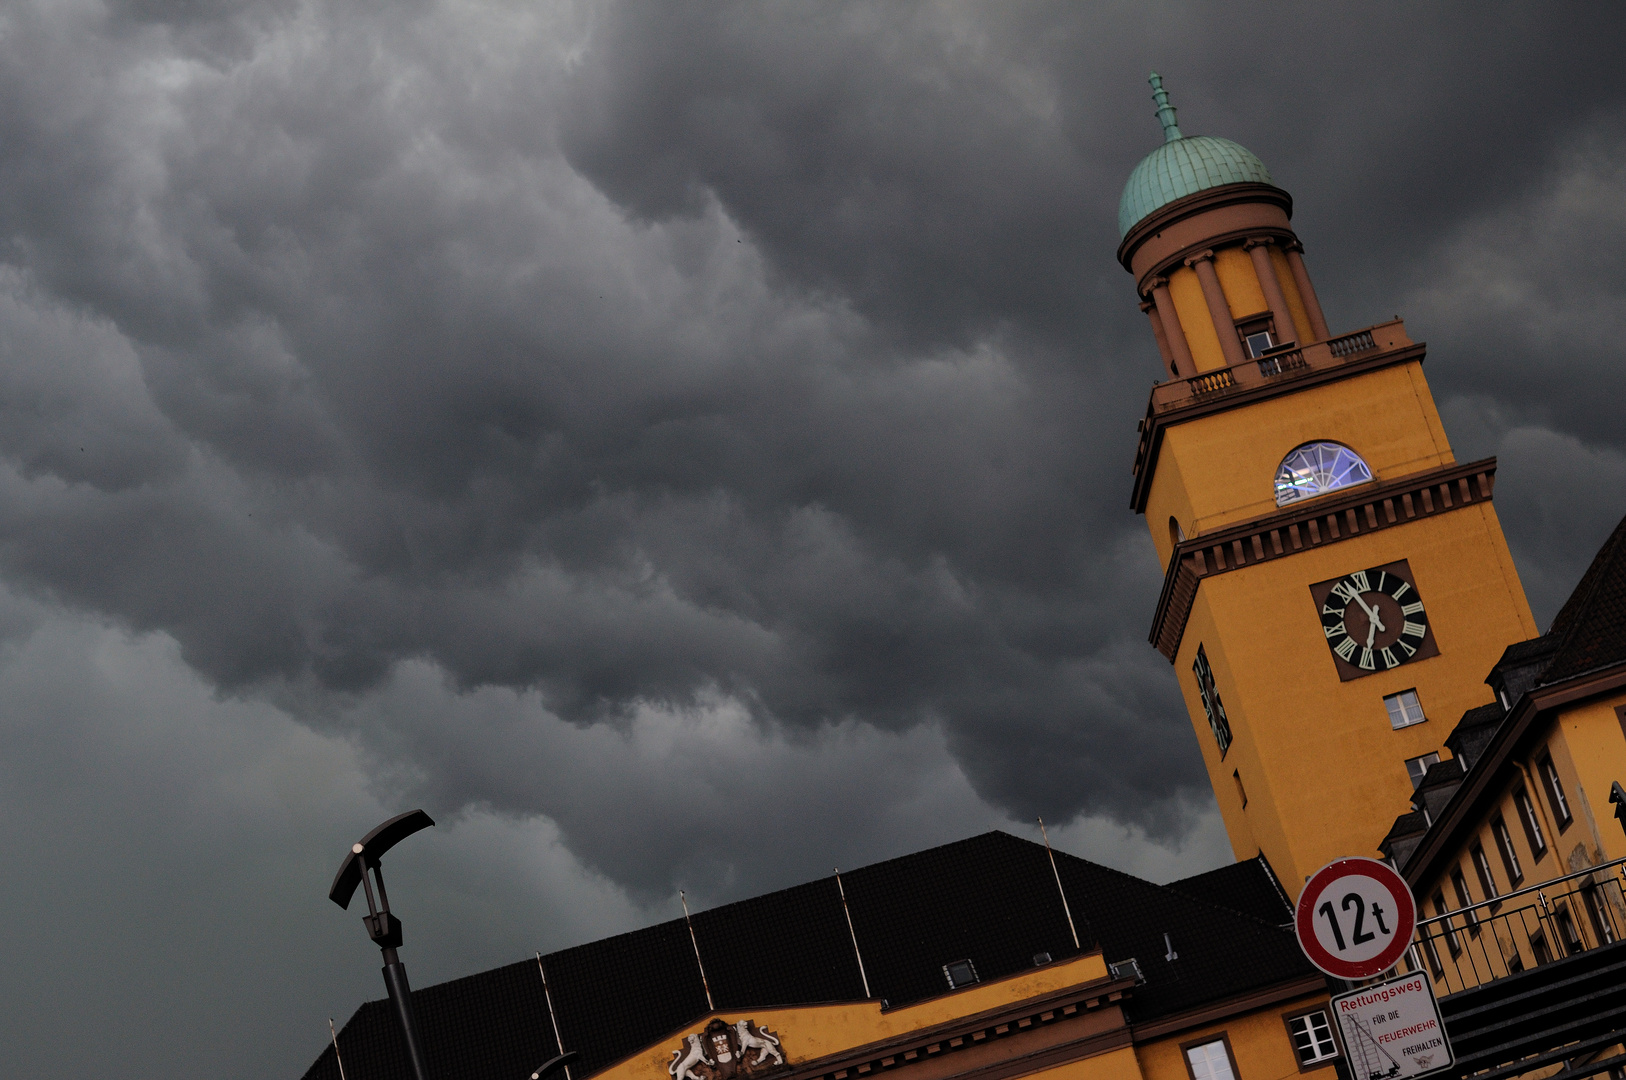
668,1019,787,1080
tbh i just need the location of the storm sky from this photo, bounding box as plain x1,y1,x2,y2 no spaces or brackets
1,3,1624,1077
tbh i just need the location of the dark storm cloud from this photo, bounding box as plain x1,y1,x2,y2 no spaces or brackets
0,0,1622,1000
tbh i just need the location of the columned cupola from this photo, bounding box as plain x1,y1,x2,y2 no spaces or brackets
1118,74,1331,381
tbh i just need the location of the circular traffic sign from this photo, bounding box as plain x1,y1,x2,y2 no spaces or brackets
1294,857,1416,979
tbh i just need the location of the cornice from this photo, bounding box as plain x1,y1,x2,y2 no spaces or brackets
1148,457,1499,661
1401,663,1626,887
1117,182,1294,272
775,974,1138,1080
1127,975,1329,1042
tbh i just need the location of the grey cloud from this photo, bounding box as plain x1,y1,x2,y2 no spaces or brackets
0,6,1622,1075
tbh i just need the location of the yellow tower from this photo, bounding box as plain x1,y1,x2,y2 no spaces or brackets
1118,76,1537,895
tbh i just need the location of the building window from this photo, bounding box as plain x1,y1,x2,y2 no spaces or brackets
1553,905,1583,956
1286,1010,1340,1068
1274,441,1374,506
942,959,978,989
1530,931,1553,966
1233,769,1248,809
1193,645,1233,757
1420,926,1445,980
1538,753,1573,830
1185,1038,1238,1080
1472,842,1500,907
1450,868,1480,936
1492,815,1524,886
1405,752,1441,789
1245,330,1276,358
1433,890,1461,957
1514,784,1547,860
1385,689,1427,729
1584,886,1617,945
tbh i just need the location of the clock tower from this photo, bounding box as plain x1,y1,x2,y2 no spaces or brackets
1118,76,1537,895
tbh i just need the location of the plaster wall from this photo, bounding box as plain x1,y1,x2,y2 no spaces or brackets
1132,995,1335,1080
1144,362,1457,557
1165,266,1227,373
1173,503,1537,890
589,956,1113,1080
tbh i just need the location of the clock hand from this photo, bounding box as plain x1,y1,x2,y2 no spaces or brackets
1366,619,1378,649
1350,591,1387,634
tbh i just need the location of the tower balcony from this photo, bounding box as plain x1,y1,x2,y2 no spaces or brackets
1148,317,1412,414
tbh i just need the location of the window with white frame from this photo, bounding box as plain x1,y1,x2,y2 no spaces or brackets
1538,752,1573,830
1385,689,1427,729
1406,752,1441,789
1514,784,1548,860
1186,1039,1237,1080
1287,1010,1339,1067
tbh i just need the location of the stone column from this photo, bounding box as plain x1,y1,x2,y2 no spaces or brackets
1284,240,1331,342
1186,250,1247,368
1141,299,1177,378
1244,237,1300,347
1148,277,1197,379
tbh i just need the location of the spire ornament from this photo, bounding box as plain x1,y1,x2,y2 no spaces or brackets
1149,72,1183,142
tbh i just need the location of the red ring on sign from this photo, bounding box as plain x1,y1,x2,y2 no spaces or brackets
1295,856,1417,979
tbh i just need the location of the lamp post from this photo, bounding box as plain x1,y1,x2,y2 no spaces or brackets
329,809,437,1080
530,1052,580,1080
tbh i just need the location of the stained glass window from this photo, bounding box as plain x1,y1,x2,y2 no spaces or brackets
1274,441,1373,506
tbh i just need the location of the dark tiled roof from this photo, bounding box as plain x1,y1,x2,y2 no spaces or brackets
1444,702,1505,773
1380,811,1429,869
302,833,1317,1080
1542,512,1626,684
303,959,560,1080
1165,856,1291,925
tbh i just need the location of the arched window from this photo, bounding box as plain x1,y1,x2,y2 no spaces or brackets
1274,441,1373,506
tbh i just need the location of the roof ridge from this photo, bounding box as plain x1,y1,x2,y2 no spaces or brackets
1052,848,1294,936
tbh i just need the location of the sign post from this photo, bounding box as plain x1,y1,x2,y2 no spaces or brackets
1295,858,1452,1080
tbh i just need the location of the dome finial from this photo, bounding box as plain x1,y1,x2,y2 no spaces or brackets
1149,72,1183,143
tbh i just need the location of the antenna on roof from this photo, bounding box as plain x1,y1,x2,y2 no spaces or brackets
536,953,572,1080
834,868,873,999
1038,818,1081,951
329,1018,349,1080
1149,73,1184,143
680,890,716,1011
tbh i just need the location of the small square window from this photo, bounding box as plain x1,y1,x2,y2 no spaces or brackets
1244,331,1276,358
942,959,978,989
1286,1010,1339,1067
1385,689,1427,729
1405,752,1440,789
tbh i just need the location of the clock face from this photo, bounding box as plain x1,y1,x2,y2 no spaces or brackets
1310,560,1437,681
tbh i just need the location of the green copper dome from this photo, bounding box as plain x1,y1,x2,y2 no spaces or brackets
1118,74,1273,239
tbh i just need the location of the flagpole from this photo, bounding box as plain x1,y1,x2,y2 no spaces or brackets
329,1018,349,1080
1038,817,1081,950
680,890,716,1011
834,868,872,999
537,952,572,1080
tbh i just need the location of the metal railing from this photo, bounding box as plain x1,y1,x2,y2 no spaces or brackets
1410,857,1626,996
1147,319,1411,415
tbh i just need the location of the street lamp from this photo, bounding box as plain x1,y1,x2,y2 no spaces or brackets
329,809,437,1080
530,1052,580,1080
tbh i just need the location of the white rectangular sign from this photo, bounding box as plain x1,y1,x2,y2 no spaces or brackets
1331,972,1453,1080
